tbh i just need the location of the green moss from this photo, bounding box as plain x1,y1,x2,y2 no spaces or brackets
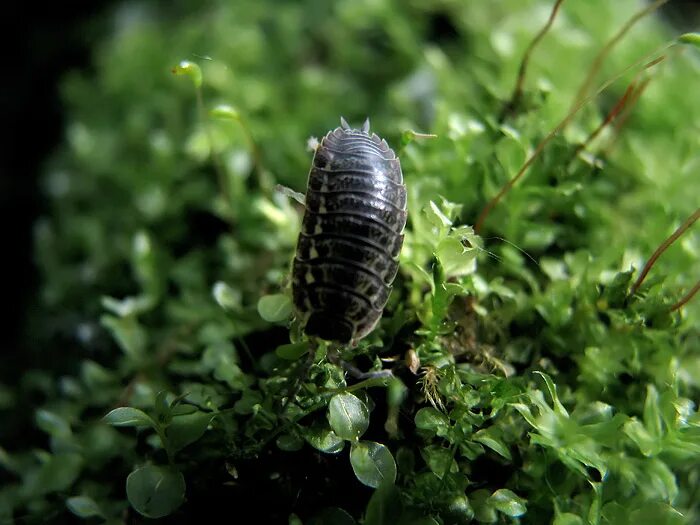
3,0,699,523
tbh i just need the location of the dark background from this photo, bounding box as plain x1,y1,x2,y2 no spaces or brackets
1,1,698,372
0,1,117,371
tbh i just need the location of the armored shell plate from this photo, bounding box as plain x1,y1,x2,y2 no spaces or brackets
292,118,407,344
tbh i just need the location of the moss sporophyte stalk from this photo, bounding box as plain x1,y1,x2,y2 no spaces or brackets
3,1,699,523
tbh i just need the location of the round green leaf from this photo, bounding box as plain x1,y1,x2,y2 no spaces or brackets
126,465,185,518
472,429,512,460
471,489,497,523
444,494,474,525
304,425,345,454
171,60,202,88
350,441,397,488
308,507,357,525
66,496,103,518
364,483,402,524
328,393,370,441
35,409,72,438
277,433,305,452
554,513,585,525
212,281,241,311
257,294,293,323
275,342,309,360
678,32,700,48
487,489,526,517
103,407,155,428
165,412,213,452
414,407,449,436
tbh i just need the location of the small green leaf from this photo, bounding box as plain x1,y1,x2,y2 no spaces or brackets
628,502,685,525
534,371,568,416
202,342,251,390
364,484,402,525
103,407,155,428
473,429,512,460
435,237,477,278
678,33,700,48
66,496,103,518
210,104,241,120
276,433,305,452
171,403,198,417
35,410,72,438
308,507,357,525
171,60,202,88
100,314,148,358
624,418,659,456
165,412,213,452
487,489,526,517
495,134,526,176
26,453,83,496
328,393,370,441
257,294,293,323
349,441,397,488
212,281,241,311
126,465,185,519
444,494,475,525
154,390,171,423
424,200,453,230
304,424,345,454
643,384,663,439
420,445,456,479
553,512,584,525
275,342,309,360
470,489,497,523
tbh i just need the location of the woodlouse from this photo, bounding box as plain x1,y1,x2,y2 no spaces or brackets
292,117,407,344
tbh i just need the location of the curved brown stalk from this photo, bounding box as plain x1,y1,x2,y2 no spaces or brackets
570,0,670,110
474,46,672,234
670,280,700,312
500,0,566,121
629,208,700,298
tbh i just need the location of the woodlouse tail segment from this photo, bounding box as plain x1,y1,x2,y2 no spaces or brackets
362,117,370,133
305,312,354,343
338,116,371,133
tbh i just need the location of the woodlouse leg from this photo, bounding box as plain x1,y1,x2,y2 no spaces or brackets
275,184,306,206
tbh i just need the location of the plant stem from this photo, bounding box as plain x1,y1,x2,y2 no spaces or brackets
500,0,566,121
629,207,700,297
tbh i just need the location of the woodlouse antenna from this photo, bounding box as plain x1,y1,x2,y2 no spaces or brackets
500,0,566,121
340,116,350,130
628,207,700,298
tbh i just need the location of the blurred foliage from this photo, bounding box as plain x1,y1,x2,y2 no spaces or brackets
1,0,699,523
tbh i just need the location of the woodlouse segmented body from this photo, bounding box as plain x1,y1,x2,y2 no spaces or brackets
292,117,407,344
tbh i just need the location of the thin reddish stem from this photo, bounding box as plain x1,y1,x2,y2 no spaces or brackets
474,45,671,234
572,79,637,159
500,0,566,121
670,280,700,312
599,76,652,157
629,208,700,298
570,0,670,111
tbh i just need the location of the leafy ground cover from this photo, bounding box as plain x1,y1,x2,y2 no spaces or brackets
1,0,699,523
